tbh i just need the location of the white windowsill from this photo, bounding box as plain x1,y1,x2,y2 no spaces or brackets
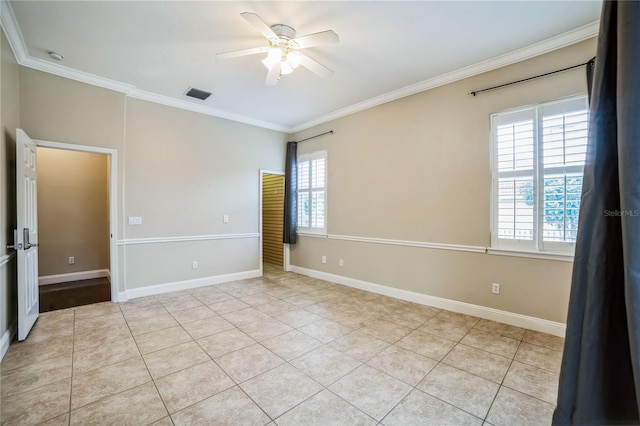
487,248,574,262
297,232,328,238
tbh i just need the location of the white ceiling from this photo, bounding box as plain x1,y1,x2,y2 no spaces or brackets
7,1,601,132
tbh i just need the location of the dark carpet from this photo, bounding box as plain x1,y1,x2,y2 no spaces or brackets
39,277,111,312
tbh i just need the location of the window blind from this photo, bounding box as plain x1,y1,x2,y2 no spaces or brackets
492,95,588,252
297,151,327,233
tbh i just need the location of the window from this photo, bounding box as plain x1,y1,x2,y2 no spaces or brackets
297,150,327,233
491,96,588,253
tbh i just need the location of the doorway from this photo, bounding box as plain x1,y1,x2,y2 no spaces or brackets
36,147,111,311
260,171,285,271
34,140,118,310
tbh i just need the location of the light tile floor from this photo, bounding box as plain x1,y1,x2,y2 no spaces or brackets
0,266,564,425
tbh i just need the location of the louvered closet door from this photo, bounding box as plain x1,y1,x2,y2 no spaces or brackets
262,174,285,267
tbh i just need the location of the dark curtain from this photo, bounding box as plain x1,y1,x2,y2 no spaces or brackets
553,1,640,424
283,141,297,244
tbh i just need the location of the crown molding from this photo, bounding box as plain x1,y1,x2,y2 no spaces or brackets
289,20,600,133
127,89,289,133
1,0,599,135
21,56,135,93
0,0,288,132
0,0,27,61
2,0,133,93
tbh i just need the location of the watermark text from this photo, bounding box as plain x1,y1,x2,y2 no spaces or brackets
604,209,640,217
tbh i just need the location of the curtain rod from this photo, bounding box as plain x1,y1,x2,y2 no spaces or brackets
296,130,333,143
469,59,595,97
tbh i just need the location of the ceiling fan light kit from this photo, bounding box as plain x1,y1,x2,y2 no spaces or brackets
216,12,339,86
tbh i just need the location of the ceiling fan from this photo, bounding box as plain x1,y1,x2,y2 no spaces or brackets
217,12,339,86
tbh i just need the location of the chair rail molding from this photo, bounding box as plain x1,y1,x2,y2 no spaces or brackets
117,233,260,246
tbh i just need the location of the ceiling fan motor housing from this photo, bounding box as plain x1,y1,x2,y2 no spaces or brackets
270,24,296,41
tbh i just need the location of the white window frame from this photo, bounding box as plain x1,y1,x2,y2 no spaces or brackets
490,95,588,255
297,150,327,235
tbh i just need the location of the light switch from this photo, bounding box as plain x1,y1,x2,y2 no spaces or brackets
223,215,229,223
128,216,143,225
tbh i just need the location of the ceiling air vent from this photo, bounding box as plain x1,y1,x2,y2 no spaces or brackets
185,88,211,101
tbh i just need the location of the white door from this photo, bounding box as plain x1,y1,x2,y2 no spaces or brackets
16,129,39,341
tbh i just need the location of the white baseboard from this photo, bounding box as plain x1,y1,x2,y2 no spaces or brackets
290,266,566,337
124,269,262,300
39,269,111,286
1,321,17,362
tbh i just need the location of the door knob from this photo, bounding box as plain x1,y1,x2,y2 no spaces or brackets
23,228,31,250
6,229,19,250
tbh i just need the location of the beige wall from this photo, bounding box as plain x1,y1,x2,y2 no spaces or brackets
18,68,287,295
291,38,597,323
37,148,110,277
19,66,127,291
19,68,126,151
4,44,286,337
123,98,286,289
1,29,20,342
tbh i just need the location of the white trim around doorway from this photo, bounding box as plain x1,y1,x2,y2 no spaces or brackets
34,140,120,302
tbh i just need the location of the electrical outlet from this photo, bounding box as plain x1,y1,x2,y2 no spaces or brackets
492,283,500,294
68,256,75,265
223,215,229,223
339,259,344,266
322,255,327,264
192,261,198,270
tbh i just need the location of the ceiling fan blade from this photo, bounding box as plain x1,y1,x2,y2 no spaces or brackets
241,12,278,40
216,46,269,59
265,61,282,86
292,30,339,49
299,53,333,79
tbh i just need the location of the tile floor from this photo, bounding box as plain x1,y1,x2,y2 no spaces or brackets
0,266,564,425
